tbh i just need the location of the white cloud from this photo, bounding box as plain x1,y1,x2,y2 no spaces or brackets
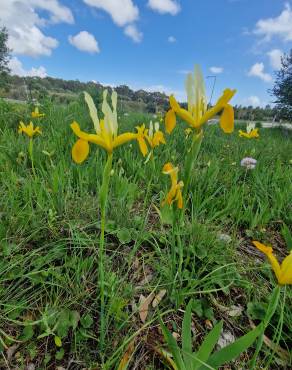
8,57,47,78
83,0,139,26
124,24,143,43
177,69,191,74
248,62,272,82
246,95,261,107
267,49,283,70
0,0,74,57
147,0,181,15
254,3,292,42
209,66,223,74
168,36,176,43
69,31,100,53
83,0,142,42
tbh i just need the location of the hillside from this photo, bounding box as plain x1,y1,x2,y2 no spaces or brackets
0,74,169,114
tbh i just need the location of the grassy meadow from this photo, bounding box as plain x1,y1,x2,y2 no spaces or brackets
0,97,291,369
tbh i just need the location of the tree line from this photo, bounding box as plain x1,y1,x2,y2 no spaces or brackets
0,27,291,121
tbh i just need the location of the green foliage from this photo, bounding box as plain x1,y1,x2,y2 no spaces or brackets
0,99,291,368
271,49,292,121
160,301,262,370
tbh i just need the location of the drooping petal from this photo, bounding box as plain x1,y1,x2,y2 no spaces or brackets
152,131,166,147
239,130,249,138
199,89,236,126
253,241,282,283
176,107,196,128
71,121,91,141
176,188,183,209
113,132,137,148
72,139,89,164
220,104,234,133
137,136,148,157
279,252,292,285
165,109,176,134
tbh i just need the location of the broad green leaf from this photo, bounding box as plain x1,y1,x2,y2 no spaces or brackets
160,318,186,370
194,321,223,370
55,347,65,360
205,325,262,369
80,313,93,329
19,325,34,341
182,301,193,367
54,335,62,347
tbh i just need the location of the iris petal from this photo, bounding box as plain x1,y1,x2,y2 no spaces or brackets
165,109,176,134
72,139,89,164
280,252,292,285
220,104,234,133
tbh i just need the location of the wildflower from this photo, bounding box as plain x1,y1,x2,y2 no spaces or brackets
18,121,42,138
147,121,166,148
239,128,259,139
135,121,166,157
162,162,184,209
31,107,45,118
71,90,142,163
165,65,236,134
253,241,292,285
135,124,149,157
240,157,257,169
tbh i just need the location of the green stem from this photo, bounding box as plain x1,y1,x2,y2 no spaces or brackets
182,130,203,218
28,138,36,177
250,285,281,369
99,153,113,352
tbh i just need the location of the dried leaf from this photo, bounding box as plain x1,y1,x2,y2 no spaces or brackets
6,344,19,360
217,330,236,350
152,289,167,308
118,340,135,370
226,305,243,317
249,319,290,363
139,292,155,323
154,346,178,370
172,332,180,340
135,273,154,290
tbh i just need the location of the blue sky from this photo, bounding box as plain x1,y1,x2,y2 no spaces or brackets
3,0,292,107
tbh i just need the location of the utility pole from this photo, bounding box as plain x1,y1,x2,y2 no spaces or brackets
206,75,217,106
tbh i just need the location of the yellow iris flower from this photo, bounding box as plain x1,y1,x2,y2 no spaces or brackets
31,107,45,118
162,162,184,209
18,121,42,138
239,128,259,139
71,90,142,164
147,121,166,148
253,241,292,285
136,121,166,157
165,65,236,134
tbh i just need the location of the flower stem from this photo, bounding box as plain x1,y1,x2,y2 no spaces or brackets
99,153,113,352
28,138,36,177
181,130,203,220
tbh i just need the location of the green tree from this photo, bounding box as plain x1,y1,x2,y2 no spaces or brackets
271,49,292,121
0,27,11,87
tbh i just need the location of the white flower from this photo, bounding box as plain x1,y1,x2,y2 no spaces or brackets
240,157,257,170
